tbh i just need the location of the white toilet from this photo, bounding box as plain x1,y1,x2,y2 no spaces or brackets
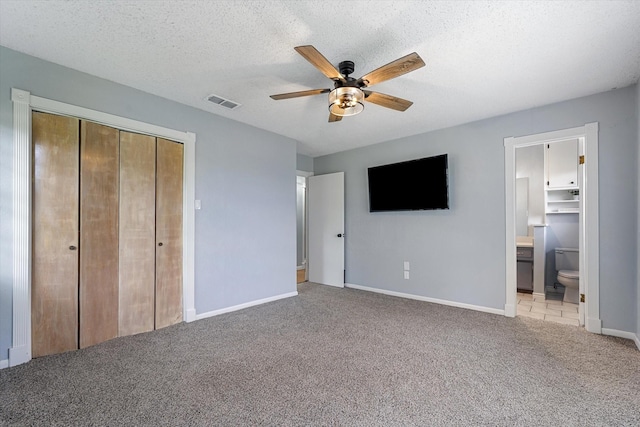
555,248,579,304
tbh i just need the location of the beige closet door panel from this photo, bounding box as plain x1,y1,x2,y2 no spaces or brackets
155,138,184,329
79,121,120,348
32,112,80,358
119,131,156,336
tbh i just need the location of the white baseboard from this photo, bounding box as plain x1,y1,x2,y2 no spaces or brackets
320,282,344,288
586,317,602,334
195,291,298,321
533,292,545,299
345,283,505,316
0,359,8,370
184,308,197,323
9,345,30,367
601,328,640,351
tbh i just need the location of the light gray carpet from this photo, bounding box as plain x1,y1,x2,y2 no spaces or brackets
1,283,639,426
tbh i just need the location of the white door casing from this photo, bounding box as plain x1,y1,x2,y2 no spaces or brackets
577,139,585,326
308,172,345,287
504,123,600,333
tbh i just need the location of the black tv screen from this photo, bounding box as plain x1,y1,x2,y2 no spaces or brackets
368,154,449,212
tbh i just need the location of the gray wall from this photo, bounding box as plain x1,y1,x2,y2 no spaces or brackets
315,85,639,333
297,154,313,172
0,47,297,360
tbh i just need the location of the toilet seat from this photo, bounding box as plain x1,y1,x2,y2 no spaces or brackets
558,270,579,280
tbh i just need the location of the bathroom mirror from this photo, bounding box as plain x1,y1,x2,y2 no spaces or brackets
515,177,529,236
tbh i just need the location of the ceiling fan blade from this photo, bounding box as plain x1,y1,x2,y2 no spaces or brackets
294,45,346,82
357,52,425,88
270,89,330,100
363,90,413,112
328,112,343,122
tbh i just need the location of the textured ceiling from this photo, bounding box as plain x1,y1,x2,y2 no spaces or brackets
1,1,639,157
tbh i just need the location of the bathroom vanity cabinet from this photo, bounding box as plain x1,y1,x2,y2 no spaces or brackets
516,246,534,292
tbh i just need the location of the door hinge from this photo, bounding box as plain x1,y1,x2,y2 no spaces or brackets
580,293,585,303
579,155,585,165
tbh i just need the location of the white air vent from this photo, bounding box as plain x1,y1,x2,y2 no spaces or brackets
206,93,240,110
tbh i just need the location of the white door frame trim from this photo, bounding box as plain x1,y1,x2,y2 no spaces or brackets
10,88,197,367
504,123,601,333
296,170,314,277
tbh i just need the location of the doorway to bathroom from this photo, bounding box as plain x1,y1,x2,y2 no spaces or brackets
504,124,601,333
514,141,581,326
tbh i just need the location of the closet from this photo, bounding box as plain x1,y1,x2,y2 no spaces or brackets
32,112,183,358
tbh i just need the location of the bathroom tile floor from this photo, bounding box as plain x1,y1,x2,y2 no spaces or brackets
516,292,580,326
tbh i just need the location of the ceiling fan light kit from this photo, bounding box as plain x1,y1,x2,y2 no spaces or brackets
329,86,365,117
270,45,425,122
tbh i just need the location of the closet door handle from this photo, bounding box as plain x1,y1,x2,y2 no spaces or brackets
69,245,77,250
158,242,163,247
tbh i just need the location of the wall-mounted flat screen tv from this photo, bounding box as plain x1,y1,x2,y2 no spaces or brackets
368,154,449,212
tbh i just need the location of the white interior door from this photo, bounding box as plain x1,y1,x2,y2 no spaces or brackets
308,172,344,287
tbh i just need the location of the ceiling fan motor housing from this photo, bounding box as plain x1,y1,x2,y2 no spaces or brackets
339,60,355,77
334,61,360,90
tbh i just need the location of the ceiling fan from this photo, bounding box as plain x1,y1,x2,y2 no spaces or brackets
270,45,425,122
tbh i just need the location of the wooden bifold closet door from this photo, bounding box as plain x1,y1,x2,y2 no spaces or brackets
32,113,184,358
155,138,184,329
32,112,80,358
119,131,156,336
79,121,120,349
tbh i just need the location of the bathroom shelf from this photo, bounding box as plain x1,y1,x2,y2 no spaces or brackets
545,187,579,216
546,210,579,214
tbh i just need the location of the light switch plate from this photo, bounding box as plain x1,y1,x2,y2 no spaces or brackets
404,271,410,280
403,261,410,271
194,199,201,210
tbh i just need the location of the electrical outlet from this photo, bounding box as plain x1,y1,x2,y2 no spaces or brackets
404,271,410,280
403,261,410,271
194,199,201,210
